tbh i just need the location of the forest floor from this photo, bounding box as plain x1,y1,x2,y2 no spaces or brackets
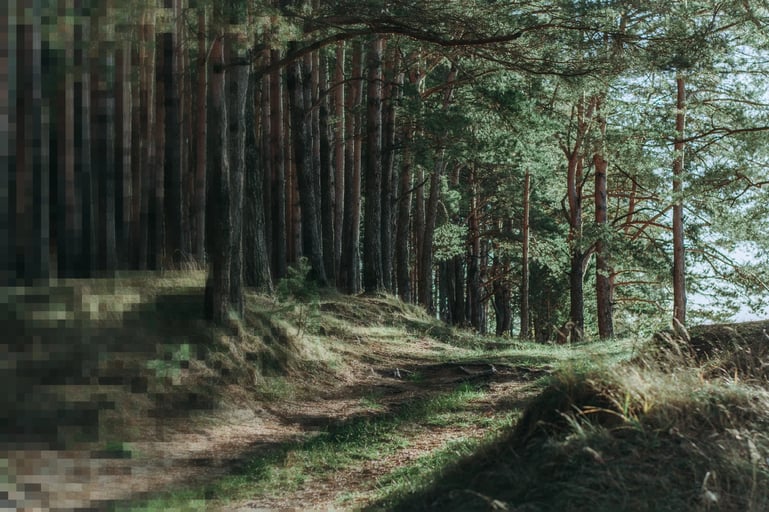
4,272,769,511
0,272,560,511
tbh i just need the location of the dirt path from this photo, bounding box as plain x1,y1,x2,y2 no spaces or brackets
3,354,539,511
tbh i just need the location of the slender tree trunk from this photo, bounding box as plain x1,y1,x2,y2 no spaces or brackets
419,160,442,311
16,0,49,282
673,74,687,325
76,8,95,276
363,36,384,293
594,96,614,339
152,21,166,269
204,35,230,324
467,168,482,330
380,44,399,292
395,127,413,302
413,164,425,302
138,11,154,270
115,37,132,268
340,40,363,293
270,49,287,279
193,7,207,264
288,50,327,285
520,170,531,339
319,51,336,282
245,68,273,291
163,0,182,267
225,39,249,318
56,2,79,278
1,0,15,283
90,4,117,273
333,42,345,282
129,32,141,269
563,97,593,342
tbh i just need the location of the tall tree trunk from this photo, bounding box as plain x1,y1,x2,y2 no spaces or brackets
245,68,273,291
566,150,585,343
55,1,80,278
152,20,166,269
270,49,287,279
163,0,182,267
332,42,345,282
204,35,230,324
672,74,687,325
16,0,50,282
193,7,207,264
319,51,336,282
519,170,531,339
563,97,594,342
413,163,425,303
90,3,116,273
380,44,399,292
1,0,15,283
115,37,132,268
594,96,614,339
288,50,327,286
340,40,363,293
363,36,384,293
467,168,482,330
419,160,442,311
76,7,95,276
225,38,249,318
395,127,413,302
138,11,155,270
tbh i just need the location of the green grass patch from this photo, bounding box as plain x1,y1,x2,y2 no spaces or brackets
118,384,492,511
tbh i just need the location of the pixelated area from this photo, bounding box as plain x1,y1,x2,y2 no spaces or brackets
1,276,218,510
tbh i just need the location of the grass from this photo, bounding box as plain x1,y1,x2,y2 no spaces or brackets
119,383,497,511
8,271,769,512
369,329,769,512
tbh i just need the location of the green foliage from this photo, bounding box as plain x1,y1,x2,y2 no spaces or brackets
275,258,321,336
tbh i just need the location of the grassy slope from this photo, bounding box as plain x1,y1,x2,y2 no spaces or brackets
4,272,768,511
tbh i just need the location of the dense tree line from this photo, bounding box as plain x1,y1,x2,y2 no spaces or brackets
5,0,769,339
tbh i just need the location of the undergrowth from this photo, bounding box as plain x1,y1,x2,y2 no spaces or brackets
373,326,769,512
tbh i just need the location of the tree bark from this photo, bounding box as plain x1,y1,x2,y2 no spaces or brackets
90,3,116,273
673,74,687,325
395,127,413,302
193,7,207,264
269,49,287,279
163,0,182,267
467,169,482,331
1,0,14,283
245,67,273,291
594,96,614,339
363,36,384,293
380,44,399,292
115,37,132,268
288,50,327,286
225,38,249,318
204,35,230,324
519,170,531,339
16,0,50,282
76,8,95,276
332,42,345,282
319,51,336,282
152,22,166,269
339,40,363,294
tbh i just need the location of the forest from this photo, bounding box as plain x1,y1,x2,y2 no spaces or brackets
7,2,769,510
6,0,769,341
